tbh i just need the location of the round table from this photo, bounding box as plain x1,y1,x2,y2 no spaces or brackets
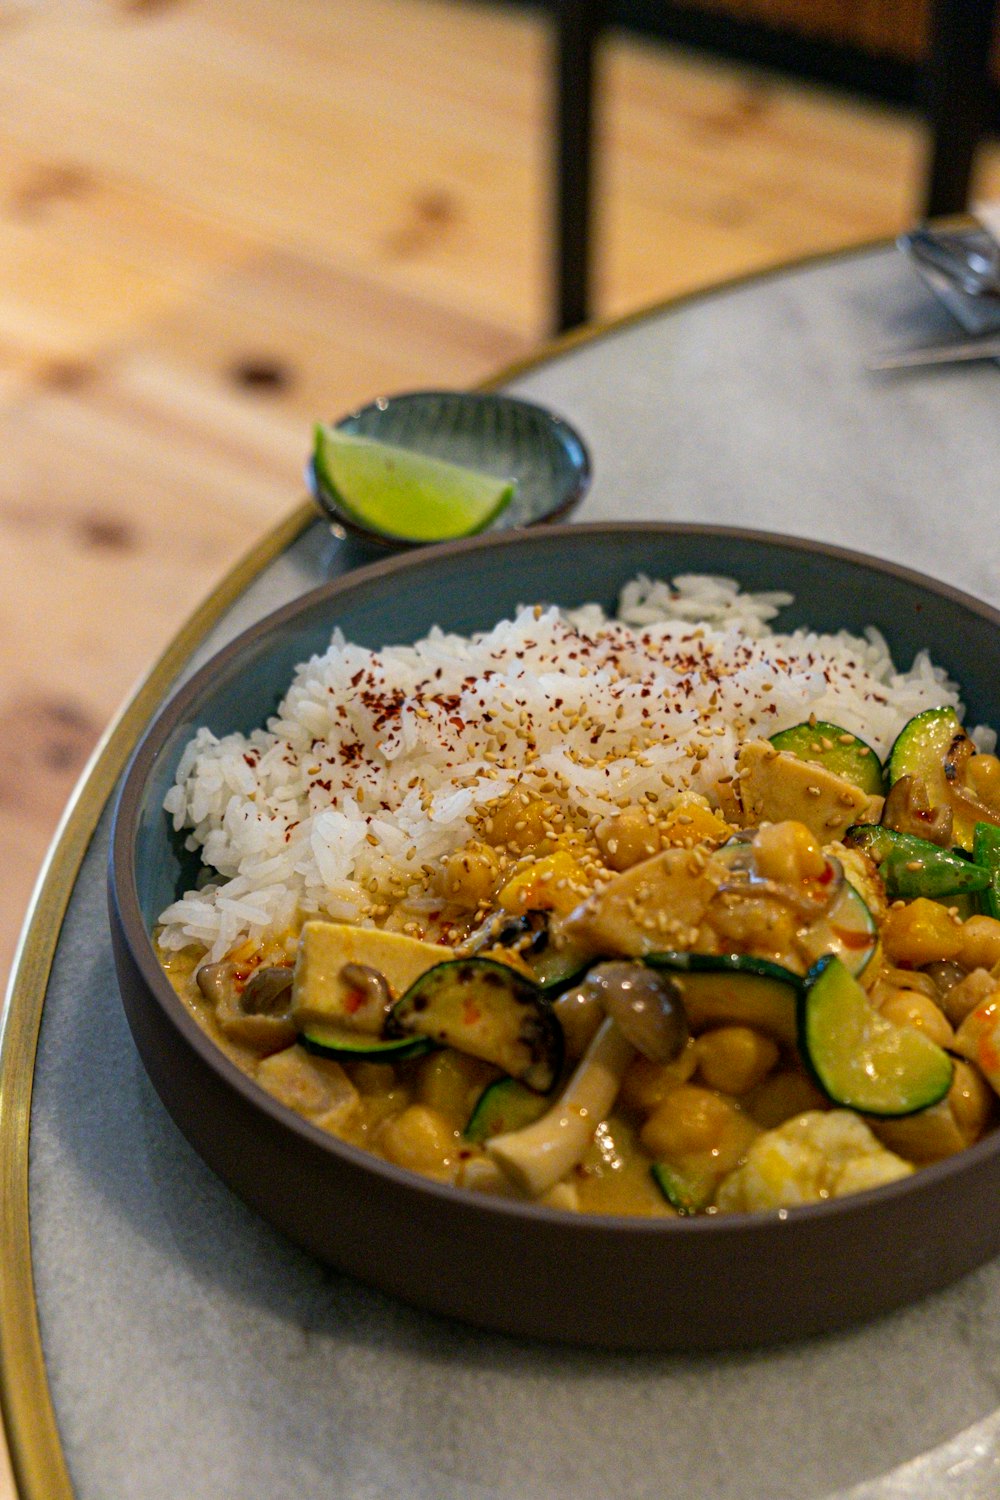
5,243,1000,1500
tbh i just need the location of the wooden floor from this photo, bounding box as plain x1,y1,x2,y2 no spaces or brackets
3,0,1000,989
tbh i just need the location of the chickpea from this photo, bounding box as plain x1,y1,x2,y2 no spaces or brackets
696,1026,779,1095
595,805,661,871
967,753,1000,810
377,1104,457,1176
640,1085,741,1158
481,791,554,853
743,1069,828,1130
752,820,826,885
416,1049,494,1121
949,1058,995,1144
878,989,955,1050
881,898,963,966
618,1042,698,1113
957,915,1000,973
439,840,501,909
707,895,796,958
939,966,1000,1027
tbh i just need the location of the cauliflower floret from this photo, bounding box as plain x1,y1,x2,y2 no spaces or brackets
715,1109,913,1213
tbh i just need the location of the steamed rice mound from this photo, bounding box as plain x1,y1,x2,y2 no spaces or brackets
158,574,969,960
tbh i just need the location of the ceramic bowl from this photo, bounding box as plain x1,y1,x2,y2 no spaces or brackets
109,522,1000,1350
307,390,591,545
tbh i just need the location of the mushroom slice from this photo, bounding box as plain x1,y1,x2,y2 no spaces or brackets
737,740,874,842
241,965,294,1015
485,1017,635,1197
195,960,234,1005
577,962,688,1064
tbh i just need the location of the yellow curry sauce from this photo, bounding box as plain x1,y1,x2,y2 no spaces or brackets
161,723,1000,1218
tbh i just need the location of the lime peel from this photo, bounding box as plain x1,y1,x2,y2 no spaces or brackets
313,424,516,542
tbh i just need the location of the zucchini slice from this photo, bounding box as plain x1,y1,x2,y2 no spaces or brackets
527,938,593,993
799,955,953,1117
388,958,564,1093
844,823,990,901
769,720,885,796
643,953,801,1045
464,1076,549,1143
650,1161,716,1216
299,1024,433,1063
973,822,1000,920
801,879,877,977
886,707,989,851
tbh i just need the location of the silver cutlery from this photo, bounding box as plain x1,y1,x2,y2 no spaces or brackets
869,334,1000,371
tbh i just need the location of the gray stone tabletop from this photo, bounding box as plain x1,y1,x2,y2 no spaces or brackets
28,245,1000,1500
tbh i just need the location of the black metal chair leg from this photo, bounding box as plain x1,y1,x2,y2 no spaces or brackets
553,0,606,332
924,0,997,217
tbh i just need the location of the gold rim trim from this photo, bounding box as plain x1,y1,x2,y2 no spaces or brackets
0,235,892,1496
0,501,314,1498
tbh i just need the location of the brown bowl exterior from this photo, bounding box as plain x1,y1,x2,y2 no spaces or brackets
109,522,1000,1349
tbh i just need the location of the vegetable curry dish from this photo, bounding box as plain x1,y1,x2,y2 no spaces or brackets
158,576,1000,1217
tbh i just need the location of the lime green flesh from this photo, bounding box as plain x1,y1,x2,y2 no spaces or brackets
800,957,953,1117
314,425,516,542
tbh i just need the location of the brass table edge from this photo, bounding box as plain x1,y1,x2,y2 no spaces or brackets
0,501,314,1499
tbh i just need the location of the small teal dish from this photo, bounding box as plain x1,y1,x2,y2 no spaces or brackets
307,389,591,546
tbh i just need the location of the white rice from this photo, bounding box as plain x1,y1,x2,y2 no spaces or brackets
157,573,981,960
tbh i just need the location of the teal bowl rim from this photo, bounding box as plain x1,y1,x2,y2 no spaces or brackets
306,389,592,548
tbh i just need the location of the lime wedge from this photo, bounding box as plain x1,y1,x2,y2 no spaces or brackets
313,425,516,542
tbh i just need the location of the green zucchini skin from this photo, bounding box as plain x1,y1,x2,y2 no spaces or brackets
887,706,963,786
643,952,802,1045
769,719,885,796
388,957,564,1093
650,1162,715,1216
464,1077,549,1143
804,878,877,977
798,955,953,1118
527,941,593,994
973,821,1000,920
844,824,990,900
298,1025,434,1063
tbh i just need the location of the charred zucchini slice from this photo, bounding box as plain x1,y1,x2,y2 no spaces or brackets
844,823,990,901
769,720,885,796
799,955,953,1117
643,953,801,1045
886,707,988,851
464,1076,549,1143
388,958,563,1093
299,1024,434,1063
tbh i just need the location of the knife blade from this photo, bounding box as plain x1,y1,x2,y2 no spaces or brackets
869,335,1000,370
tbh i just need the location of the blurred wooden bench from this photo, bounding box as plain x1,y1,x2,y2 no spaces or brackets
551,0,998,327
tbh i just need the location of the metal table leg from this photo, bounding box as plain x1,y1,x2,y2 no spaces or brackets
552,0,606,331
924,0,997,216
